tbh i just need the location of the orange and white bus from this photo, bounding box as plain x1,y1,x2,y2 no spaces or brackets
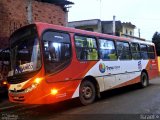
7,22,159,105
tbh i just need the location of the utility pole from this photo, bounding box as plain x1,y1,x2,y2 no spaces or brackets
97,0,102,19
138,28,141,38
113,15,116,35
65,11,68,27
27,0,33,24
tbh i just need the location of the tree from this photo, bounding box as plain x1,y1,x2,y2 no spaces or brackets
152,32,160,56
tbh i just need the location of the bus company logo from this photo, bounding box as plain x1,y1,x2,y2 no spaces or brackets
106,66,120,71
99,63,106,73
138,61,142,70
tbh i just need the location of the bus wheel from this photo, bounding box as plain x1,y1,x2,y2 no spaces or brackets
79,80,96,105
140,72,149,88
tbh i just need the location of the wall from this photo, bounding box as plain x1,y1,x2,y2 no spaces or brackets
122,26,134,36
102,23,113,34
68,19,102,33
32,1,66,26
0,0,66,49
0,0,27,49
76,25,100,33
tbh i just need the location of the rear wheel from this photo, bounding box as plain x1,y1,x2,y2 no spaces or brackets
79,80,96,105
140,72,149,88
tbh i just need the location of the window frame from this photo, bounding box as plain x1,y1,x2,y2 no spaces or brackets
98,38,118,61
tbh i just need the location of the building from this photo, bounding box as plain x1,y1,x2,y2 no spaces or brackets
68,19,102,33
68,19,136,38
0,0,73,49
121,22,136,36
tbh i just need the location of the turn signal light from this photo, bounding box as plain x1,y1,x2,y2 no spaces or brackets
34,78,43,84
51,89,58,95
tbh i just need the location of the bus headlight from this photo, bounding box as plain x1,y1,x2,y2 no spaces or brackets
24,83,38,93
24,78,43,93
34,78,43,84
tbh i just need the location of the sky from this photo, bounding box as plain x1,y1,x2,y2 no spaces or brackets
68,0,160,41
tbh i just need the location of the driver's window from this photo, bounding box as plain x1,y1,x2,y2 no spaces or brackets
44,41,57,62
42,31,71,74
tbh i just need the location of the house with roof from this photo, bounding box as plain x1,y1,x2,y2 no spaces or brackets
68,19,136,38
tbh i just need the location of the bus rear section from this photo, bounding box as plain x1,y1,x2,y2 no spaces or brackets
7,23,159,105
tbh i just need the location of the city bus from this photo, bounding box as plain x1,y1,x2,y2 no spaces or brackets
7,22,159,105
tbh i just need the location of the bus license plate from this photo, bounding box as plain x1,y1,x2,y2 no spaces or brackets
13,96,19,99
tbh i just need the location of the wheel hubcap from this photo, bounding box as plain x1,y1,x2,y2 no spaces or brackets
82,86,92,99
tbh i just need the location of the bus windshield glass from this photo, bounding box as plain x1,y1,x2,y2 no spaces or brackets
8,25,41,76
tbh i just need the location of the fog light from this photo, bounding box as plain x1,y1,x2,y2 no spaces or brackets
51,89,58,95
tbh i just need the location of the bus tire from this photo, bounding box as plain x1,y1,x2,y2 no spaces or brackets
79,80,96,105
139,72,149,88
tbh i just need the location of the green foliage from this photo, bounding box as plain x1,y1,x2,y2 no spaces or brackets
152,32,160,56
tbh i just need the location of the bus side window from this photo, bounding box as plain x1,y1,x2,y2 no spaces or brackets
75,35,98,61
98,39,117,60
80,48,88,60
140,44,148,60
42,31,71,74
48,42,57,61
131,43,141,60
116,41,132,60
148,45,155,59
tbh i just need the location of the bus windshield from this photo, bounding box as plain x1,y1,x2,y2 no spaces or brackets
8,26,41,77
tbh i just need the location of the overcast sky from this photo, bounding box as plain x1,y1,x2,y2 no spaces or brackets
68,0,160,41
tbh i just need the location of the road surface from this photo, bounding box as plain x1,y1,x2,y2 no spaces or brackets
0,77,160,120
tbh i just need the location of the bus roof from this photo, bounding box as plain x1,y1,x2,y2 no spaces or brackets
35,22,129,40
12,22,154,46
